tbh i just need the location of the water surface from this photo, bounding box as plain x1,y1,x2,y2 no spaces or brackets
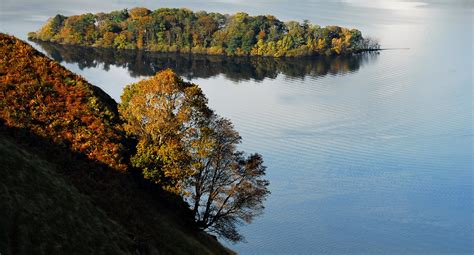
1,1,472,254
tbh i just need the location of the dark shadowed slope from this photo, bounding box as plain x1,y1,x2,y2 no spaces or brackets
0,132,134,254
0,33,233,255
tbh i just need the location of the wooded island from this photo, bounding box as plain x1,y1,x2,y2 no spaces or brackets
29,7,379,57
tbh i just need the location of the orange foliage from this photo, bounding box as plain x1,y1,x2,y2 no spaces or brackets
129,7,151,19
0,33,126,171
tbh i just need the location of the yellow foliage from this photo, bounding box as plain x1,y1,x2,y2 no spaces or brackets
119,69,212,193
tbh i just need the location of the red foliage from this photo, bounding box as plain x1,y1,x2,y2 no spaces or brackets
0,33,127,171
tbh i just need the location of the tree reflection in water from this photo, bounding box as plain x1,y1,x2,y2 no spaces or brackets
33,40,378,82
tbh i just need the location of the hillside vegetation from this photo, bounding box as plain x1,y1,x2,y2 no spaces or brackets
28,7,379,57
0,33,232,255
1,32,126,171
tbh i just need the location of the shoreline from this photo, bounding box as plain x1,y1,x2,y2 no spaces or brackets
29,37,381,59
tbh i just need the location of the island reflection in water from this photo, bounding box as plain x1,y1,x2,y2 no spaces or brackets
33,40,378,82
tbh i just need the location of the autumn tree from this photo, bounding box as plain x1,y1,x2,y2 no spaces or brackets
187,116,269,242
119,69,212,193
118,69,270,241
195,15,218,47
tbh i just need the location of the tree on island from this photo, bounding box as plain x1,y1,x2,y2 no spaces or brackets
119,69,270,242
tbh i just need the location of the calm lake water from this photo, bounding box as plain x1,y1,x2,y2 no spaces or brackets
1,0,473,254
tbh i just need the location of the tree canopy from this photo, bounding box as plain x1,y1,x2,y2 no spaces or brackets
29,8,379,57
119,69,270,241
119,69,212,193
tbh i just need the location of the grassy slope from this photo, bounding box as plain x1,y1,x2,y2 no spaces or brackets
0,33,232,255
0,134,134,254
0,132,233,255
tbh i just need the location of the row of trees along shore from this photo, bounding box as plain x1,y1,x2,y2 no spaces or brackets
28,7,380,57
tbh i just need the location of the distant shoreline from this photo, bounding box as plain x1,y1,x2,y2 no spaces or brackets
29,37,381,60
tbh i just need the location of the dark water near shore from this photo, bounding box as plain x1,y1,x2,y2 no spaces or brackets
1,1,473,254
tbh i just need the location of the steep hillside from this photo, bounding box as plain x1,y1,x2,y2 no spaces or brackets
0,32,126,171
0,133,135,254
0,33,232,255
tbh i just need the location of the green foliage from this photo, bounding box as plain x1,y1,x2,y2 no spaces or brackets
109,9,129,23
50,14,66,34
30,8,377,56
